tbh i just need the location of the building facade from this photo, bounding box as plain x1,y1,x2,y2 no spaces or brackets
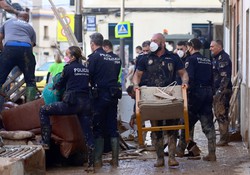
8,0,223,67
224,0,250,148
83,0,223,66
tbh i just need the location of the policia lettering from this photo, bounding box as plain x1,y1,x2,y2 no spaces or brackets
74,67,89,76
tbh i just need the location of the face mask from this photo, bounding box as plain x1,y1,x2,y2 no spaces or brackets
64,56,70,63
150,42,161,53
177,50,184,58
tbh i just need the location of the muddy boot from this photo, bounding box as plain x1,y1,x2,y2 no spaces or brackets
203,126,216,161
85,147,95,173
187,140,201,157
25,86,37,102
216,120,229,146
110,137,119,167
203,152,216,161
94,138,104,168
176,129,187,157
40,125,51,150
154,138,165,167
168,135,179,167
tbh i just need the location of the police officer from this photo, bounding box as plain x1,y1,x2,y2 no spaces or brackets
210,40,232,146
174,41,189,85
133,33,189,167
39,46,94,172
88,33,122,168
176,38,216,161
134,40,151,86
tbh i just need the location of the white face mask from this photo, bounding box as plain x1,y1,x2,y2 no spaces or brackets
177,50,184,58
150,42,159,52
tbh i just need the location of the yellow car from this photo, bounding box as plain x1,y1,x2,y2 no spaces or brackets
35,62,54,92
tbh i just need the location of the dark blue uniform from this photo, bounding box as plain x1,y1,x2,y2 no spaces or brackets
212,49,232,144
88,48,122,138
137,50,183,87
40,60,93,149
212,50,232,91
177,52,216,155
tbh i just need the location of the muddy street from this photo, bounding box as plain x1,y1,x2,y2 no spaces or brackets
46,123,250,175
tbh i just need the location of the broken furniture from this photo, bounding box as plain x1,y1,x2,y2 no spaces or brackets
135,85,190,146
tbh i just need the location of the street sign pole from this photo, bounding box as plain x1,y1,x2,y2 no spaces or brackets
75,0,83,47
120,0,125,68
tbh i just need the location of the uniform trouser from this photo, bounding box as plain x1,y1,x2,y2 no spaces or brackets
214,90,232,142
151,119,179,160
177,87,216,154
92,91,119,166
40,95,94,150
92,91,119,138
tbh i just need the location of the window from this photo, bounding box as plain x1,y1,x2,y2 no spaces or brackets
44,26,49,40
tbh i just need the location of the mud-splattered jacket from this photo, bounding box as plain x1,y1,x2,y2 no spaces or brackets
212,50,232,92
136,49,184,87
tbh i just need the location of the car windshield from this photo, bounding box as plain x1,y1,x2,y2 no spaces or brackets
36,62,54,71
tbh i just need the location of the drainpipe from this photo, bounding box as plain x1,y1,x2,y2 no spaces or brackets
120,0,125,67
75,0,83,46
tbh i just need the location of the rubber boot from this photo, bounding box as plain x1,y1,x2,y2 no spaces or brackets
40,125,51,150
216,120,229,146
110,137,119,167
168,135,179,166
154,138,165,167
85,147,95,173
176,129,187,157
25,86,37,102
94,138,104,168
203,125,216,161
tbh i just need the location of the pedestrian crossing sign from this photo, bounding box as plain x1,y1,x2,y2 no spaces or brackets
115,21,131,38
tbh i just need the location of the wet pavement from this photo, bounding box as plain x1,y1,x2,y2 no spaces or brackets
46,123,250,175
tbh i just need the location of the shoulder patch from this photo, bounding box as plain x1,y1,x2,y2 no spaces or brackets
148,59,153,65
185,62,189,69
